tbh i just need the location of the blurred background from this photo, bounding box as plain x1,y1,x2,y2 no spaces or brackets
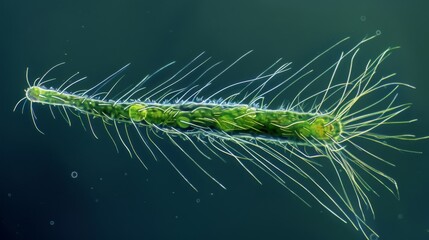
1,0,428,239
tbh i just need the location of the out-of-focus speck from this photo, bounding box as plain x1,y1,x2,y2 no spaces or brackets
7,193,11,198
95,198,99,203
146,178,149,182
99,177,103,181
71,171,78,178
196,198,201,204
360,16,366,22
90,186,94,190
124,172,128,176
397,213,404,220
376,30,381,35
81,25,85,28
49,220,55,226
64,53,68,56
174,215,179,219
210,193,214,196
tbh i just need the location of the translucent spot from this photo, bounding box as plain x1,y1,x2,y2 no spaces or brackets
174,215,179,219
124,172,128,176
49,220,55,226
376,30,382,35
71,171,78,178
369,233,379,240
99,177,103,181
95,198,99,203
360,16,366,22
7,193,11,198
172,191,175,195
90,187,94,190
397,213,404,220
210,193,214,196
196,198,201,204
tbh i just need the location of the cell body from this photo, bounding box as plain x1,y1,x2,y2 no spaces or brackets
28,85,342,143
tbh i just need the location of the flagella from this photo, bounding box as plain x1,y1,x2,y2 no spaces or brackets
15,36,427,239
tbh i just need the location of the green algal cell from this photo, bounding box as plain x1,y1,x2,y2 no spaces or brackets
18,36,429,240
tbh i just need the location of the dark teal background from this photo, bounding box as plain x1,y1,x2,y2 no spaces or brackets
1,1,429,239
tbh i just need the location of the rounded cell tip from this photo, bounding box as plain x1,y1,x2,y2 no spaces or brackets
25,86,42,102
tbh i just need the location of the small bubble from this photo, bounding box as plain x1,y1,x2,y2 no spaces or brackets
196,198,201,204
49,220,55,226
369,233,379,240
376,30,382,35
71,171,78,178
360,15,366,22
